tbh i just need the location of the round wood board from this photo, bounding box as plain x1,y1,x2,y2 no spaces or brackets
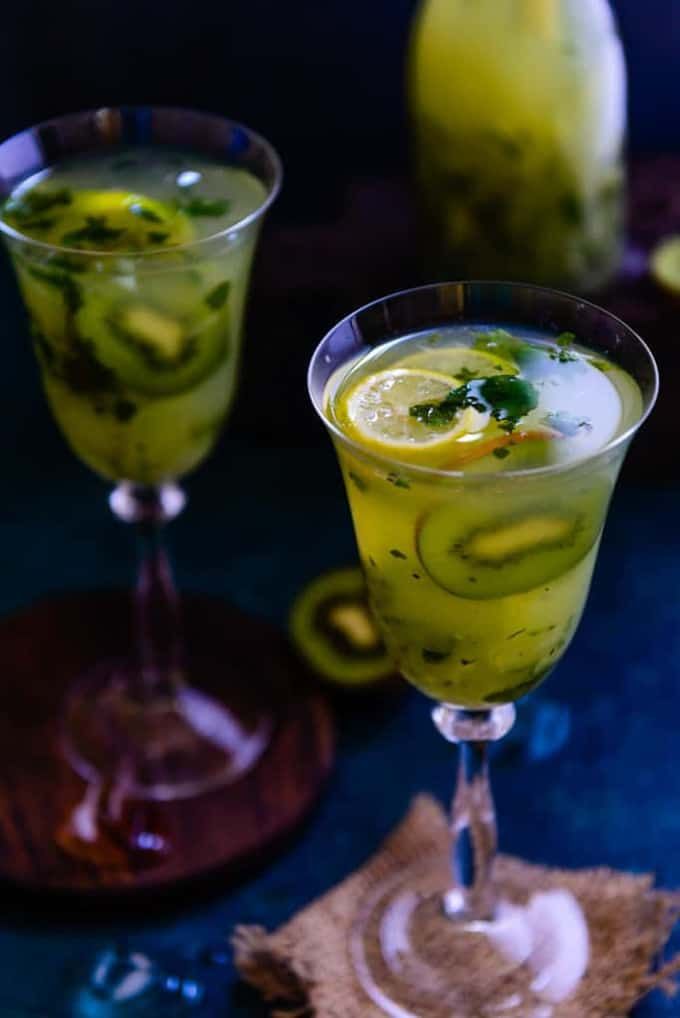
0,590,334,894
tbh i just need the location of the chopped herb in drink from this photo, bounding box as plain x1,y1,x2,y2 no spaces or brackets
27,265,83,313
3,187,72,223
204,281,230,310
548,331,578,363
181,197,231,217
61,216,127,248
507,629,526,640
49,254,88,273
410,374,537,433
18,217,54,232
387,472,410,489
473,328,529,362
348,471,368,492
457,366,484,383
113,399,138,422
422,648,451,663
130,203,163,223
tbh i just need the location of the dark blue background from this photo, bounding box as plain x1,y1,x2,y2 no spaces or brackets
0,1,677,221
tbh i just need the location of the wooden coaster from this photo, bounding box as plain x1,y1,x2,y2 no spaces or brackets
0,590,334,894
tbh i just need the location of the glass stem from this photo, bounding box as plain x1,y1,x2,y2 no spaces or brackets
432,703,516,922
110,482,187,703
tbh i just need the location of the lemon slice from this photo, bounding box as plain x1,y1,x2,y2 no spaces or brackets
5,187,194,251
399,346,518,380
651,235,680,296
337,367,489,465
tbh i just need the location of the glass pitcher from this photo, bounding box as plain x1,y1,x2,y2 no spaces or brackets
408,0,627,293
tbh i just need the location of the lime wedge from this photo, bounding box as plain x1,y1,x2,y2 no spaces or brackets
651,235,680,296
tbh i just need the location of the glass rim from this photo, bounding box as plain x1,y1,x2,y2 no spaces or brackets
0,106,283,259
308,280,660,483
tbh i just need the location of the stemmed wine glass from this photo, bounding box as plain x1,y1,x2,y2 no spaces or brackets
309,281,657,1015
0,108,282,809
0,106,281,1014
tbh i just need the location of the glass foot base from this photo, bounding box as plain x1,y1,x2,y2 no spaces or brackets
350,855,589,1017
62,661,272,801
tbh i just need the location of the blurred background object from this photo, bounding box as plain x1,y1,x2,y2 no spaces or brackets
408,0,627,291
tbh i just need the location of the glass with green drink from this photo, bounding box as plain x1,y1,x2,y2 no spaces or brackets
0,107,282,806
309,281,657,1014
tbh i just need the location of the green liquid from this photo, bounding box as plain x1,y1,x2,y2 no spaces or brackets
328,324,641,706
2,148,267,483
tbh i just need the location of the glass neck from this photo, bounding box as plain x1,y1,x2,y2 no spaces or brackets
433,704,516,921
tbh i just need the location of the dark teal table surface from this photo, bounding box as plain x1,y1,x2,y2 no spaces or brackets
0,427,678,1015
0,208,678,1014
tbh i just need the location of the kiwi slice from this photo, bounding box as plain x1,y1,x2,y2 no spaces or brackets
417,485,606,600
74,276,229,397
289,567,393,686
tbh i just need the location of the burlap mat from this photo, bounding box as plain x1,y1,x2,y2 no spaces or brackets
234,795,680,1017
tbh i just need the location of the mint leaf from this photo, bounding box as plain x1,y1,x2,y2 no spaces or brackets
27,265,82,313
479,375,538,431
348,471,368,492
61,216,126,248
473,328,528,362
387,472,410,489
422,648,451,663
410,374,538,433
181,197,231,217
113,398,137,422
130,203,163,223
410,381,486,427
548,331,578,363
205,281,230,310
3,187,72,223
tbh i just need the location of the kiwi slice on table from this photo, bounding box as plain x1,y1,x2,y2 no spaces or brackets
73,275,230,397
289,567,393,687
416,485,606,600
